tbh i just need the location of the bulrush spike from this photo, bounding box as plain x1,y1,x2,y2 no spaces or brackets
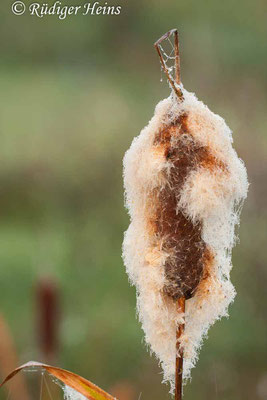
123,29,248,397
36,277,60,364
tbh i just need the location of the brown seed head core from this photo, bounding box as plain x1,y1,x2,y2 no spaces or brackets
151,113,221,300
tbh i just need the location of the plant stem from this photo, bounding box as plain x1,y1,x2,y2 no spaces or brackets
154,30,185,399
175,297,185,400
174,30,181,85
154,29,183,100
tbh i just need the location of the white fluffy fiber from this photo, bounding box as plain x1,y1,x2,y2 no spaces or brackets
63,385,88,400
122,87,248,393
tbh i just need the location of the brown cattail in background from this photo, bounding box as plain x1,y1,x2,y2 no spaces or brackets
0,315,29,400
36,277,60,364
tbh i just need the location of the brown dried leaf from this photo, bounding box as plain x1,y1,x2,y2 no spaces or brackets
0,361,116,400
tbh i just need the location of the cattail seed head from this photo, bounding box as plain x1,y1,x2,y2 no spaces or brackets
123,88,248,392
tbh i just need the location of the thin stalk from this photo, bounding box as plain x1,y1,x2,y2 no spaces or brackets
154,29,183,100
175,297,185,400
174,30,181,85
154,29,185,399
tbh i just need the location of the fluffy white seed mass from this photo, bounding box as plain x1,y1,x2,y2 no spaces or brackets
63,386,88,400
122,87,248,392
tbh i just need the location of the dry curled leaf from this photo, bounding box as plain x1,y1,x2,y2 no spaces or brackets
0,361,116,400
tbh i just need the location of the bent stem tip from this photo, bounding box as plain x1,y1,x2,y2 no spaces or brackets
154,29,183,100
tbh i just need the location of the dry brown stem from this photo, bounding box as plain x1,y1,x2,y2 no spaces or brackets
175,297,185,400
154,29,183,100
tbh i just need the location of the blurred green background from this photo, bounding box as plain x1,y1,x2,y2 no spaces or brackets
0,0,266,399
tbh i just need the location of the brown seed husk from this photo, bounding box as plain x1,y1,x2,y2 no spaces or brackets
152,113,223,299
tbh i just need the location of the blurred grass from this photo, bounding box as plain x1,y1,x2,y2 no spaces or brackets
0,0,266,399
